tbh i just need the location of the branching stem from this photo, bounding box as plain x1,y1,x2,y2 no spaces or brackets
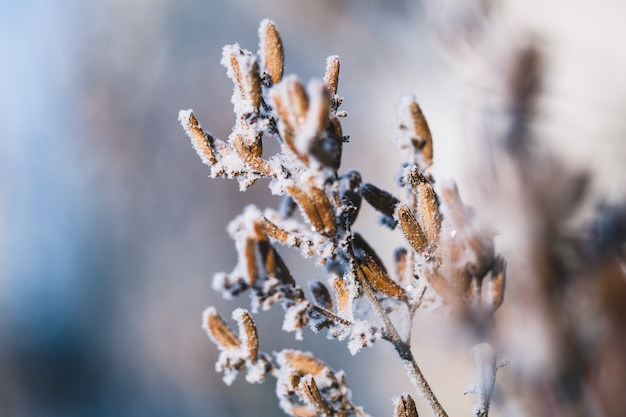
352,262,449,417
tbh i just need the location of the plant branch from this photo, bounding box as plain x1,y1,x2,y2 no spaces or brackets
352,259,448,417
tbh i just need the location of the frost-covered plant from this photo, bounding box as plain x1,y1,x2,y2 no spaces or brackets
179,19,507,417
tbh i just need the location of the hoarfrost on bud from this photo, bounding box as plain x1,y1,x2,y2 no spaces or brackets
347,319,381,355
282,301,311,340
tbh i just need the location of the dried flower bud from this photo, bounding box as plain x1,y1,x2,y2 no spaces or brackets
258,19,284,85
261,216,292,245
202,307,241,350
396,204,428,255
359,182,400,221
286,185,336,237
396,95,433,168
482,256,506,313
308,185,337,236
358,253,407,302
406,167,441,247
308,281,334,311
329,275,350,313
352,232,387,274
394,247,412,286
287,76,309,126
393,394,419,417
221,45,262,115
242,236,259,286
324,55,340,96
179,110,218,165
440,181,468,229
424,269,463,306
298,375,333,416
289,405,318,417
280,350,328,377
232,134,273,177
233,308,259,361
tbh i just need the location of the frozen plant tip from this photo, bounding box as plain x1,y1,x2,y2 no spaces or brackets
181,19,508,417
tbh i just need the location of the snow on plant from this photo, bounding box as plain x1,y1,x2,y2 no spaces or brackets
179,19,506,417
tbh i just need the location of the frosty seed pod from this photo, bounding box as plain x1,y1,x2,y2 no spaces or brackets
233,308,259,361
202,307,241,350
405,167,441,247
179,110,218,165
396,204,428,256
324,55,340,96
221,44,262,116
394,394,419,417
308,280,334,311
298,375,332,416
359,253,407,302
258,19,284,85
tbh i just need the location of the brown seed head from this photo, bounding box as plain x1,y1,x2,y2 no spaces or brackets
258,19,284,85
179,110,217,165
396,204,428,255
324,55,340,96
203,307,241,350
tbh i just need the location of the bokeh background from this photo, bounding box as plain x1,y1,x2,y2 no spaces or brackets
2,1,625,416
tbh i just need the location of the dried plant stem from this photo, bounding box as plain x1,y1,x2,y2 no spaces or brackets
353,261,448,417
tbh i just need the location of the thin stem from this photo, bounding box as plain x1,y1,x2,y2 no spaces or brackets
352,262,449,417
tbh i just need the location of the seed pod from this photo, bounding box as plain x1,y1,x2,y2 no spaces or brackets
281,350,328,377
260,216,291,245
202,307,241,350
324,55,340,96
408,100,433,166
394,247,413,286
179,110,218,165
289,405,318,417
358,253,407,302
298,375,332,416
232,134,273,176
406,168,440,247
258,19,284,85
396,204,428,255
329,275,350,313
440,182,468,229
308,281,334,311
233,308,259,360
482,256,506,313
424,269,462,306
394,394,419,417
287,76,309,126
308,185,337,236
359,182,400,220
242,236,259,286
221,45,262,115
352,232,387,274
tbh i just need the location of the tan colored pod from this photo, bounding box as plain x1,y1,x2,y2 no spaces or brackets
233,308,259,361
359,253,407,302
396,204,428,255
324,55,340,96
394,394,419,417
178,110,217,165
202,307,241,350
258,19,284,85
282,350,328,377
408,99,433,166
299,376,332,416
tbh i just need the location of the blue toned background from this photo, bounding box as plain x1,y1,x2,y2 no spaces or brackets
2,1,625,416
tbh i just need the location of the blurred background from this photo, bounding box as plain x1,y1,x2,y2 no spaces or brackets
1,1,625,416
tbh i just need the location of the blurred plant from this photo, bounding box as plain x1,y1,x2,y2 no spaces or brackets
179,19,509,417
